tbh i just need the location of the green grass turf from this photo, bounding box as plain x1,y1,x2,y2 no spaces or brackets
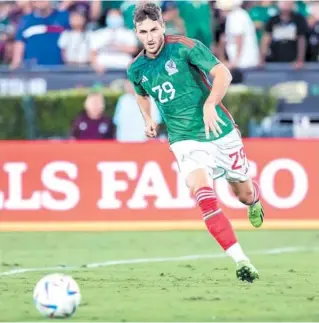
0,230,319,322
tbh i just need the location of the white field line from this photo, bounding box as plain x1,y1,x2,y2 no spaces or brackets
0,246,317,277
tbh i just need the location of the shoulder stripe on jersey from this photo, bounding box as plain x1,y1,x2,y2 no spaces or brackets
166,35,195,48
197,68,212,91
128,49,144,67
165,35,195,49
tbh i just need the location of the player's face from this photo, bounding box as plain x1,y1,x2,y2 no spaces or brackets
135,18,165,55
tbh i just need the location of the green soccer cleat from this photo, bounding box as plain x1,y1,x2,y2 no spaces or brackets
236,260,259,283
248,201,264,228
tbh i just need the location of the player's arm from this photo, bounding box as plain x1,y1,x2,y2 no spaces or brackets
127,67,158,137
188,39,232,106
136,94,152,123
136,94,158,138
203,63,232,138
206,63,232,107
188,39,232,138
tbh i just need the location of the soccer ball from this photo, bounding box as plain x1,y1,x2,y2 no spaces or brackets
33,273,81,318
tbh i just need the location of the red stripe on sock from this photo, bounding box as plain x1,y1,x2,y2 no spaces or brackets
205,212,238,250
196,193,216,202
195,187,237,251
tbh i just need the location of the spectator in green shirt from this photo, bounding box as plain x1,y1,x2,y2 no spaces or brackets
120,1,136,29
248,1,278,44
161,1,185,35
295,0,310,18
177,0,214,48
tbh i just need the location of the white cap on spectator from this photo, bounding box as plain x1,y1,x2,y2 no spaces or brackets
216,0,243,11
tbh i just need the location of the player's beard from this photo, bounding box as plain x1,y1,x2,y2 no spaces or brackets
147,37,165,57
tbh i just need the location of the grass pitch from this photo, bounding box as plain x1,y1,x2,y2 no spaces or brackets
0,230,319,322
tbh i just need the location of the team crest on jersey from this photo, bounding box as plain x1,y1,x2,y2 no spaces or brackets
165,59,178,76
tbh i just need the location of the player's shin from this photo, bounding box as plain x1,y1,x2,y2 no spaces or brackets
195,186,249,263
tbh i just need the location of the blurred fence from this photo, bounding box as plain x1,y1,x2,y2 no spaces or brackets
1,63,319,110
0,139,318,231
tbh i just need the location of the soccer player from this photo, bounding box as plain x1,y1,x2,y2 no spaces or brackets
127,2,264,283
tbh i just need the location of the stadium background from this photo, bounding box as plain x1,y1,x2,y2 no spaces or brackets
0,0,318,230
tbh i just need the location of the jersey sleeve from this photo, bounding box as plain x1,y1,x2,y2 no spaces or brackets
127,67,148,96
187,39,220,74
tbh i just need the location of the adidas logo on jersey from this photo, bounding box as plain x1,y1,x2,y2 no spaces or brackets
141,75,148,83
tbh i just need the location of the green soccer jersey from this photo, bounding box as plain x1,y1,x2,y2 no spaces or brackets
248,5,278,44
127,35,235,145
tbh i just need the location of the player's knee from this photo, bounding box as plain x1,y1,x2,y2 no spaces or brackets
237,189,254,205
186,168,211,194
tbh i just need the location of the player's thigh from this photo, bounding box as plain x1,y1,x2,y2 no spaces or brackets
170,140,215,191
214,128,250,183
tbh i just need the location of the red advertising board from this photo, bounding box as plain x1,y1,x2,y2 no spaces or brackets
0,140,318,231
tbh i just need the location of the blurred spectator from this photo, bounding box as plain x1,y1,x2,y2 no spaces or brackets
120,0,137,30
11,1,69,69
97,0,125,28
177,1,214,48
260,0,308,68
307,0,319,28
0,1,14,64
113,80,161,142
295,0,312,21
217,0,259,69
100,0,124,12
210,1,226,57
90,9,138,73
71,90,114,140
8,1,32,26
58,0,102,28
306,0,319,61
1,1,34,64
307,19,319,61
248,1,278,45
58,7,92,65
161,1,185,35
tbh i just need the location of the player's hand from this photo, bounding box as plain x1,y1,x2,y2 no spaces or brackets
145,119,158,138
9,60,21,70
294,60,304,70
258,58,265,69
203,103,226,139
92,63,105,74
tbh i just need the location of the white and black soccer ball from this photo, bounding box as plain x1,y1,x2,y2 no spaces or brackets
33,273,81,318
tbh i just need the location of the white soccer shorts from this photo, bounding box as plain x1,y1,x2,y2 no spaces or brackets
170,129,250,183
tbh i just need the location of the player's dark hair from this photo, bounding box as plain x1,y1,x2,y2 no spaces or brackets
133,2,163,25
